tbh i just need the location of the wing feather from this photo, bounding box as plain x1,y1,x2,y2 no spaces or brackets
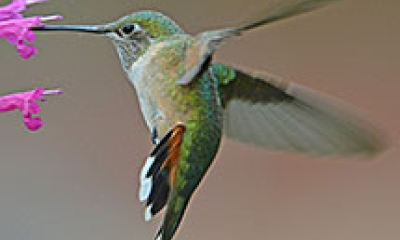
216,64,387,156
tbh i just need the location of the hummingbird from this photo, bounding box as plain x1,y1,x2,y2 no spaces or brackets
35,0,386,239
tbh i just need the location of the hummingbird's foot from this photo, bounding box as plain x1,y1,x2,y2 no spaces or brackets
151,126,158,144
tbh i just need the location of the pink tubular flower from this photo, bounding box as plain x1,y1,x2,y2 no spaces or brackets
0,0,62,58
0,88,63,131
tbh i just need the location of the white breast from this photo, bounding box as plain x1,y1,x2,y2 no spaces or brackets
126,51,165,132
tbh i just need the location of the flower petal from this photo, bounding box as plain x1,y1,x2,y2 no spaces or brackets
0,16,43,58
0,0,26,21
24,115,43,131
0,0,62,58
0,88,62,131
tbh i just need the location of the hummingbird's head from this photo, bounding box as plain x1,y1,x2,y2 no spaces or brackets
34,11,184,70
107,11,184,40
104,11,185,70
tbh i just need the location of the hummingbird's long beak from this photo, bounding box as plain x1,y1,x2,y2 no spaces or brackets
32,24,110,34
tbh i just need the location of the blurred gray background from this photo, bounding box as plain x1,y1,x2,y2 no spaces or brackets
0,0,399,239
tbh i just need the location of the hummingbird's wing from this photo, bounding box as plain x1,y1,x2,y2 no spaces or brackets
236,0,340,32
176,29,239,85
215,64,386,156
177,0,340,86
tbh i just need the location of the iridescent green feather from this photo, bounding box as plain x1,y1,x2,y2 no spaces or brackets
113,11,184,39
158,64,223,240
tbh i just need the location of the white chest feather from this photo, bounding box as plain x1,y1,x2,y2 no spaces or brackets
126,52,165,132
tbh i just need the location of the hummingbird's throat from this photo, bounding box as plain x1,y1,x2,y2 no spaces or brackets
110,34,153,71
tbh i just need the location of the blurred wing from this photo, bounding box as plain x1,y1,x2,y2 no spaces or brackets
216,65,386,156
237,0,340,32
178,0,340,86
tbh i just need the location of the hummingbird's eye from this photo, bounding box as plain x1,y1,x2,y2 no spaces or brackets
120,23,137,36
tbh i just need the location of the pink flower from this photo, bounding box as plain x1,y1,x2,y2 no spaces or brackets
0,88,63,131
0,0,62,58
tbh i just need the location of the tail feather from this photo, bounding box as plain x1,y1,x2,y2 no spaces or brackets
155,196,191,240
139,156,154,202
138,124,186,221
147,145,169,178
148,170,170,215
